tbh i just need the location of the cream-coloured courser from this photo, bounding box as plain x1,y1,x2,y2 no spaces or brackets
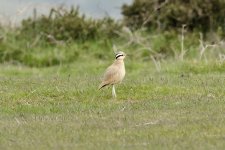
99,51,126,98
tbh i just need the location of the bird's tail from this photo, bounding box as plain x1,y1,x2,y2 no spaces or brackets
98,82,109,90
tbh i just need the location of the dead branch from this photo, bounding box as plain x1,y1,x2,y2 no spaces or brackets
199,33,216,61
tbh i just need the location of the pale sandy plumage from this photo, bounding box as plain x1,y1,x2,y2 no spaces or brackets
99,51,126,98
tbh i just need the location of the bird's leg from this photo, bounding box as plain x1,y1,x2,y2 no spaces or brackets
112,85,117,98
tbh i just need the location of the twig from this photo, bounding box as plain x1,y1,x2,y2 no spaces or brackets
141,0,169,28
151,55,161,72
46,34,64,45
135,120,159,127
15,118,21,125
199,33,216,61
179,24,187,61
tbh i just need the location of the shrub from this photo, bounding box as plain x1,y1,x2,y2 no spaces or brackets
19,7,121,43
122,0,225,33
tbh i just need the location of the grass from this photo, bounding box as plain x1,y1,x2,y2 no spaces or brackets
0,58,224,150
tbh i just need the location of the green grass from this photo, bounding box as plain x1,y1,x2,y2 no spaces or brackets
0,59,225,150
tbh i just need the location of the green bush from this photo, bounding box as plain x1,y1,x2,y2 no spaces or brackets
0,41,79,67
122,0,225,33
0,28,80,67
19,7,121,43
0,6,122,67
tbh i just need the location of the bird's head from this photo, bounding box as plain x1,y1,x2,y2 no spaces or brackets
115,51,126,60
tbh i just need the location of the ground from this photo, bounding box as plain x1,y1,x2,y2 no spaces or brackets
0,59,224,150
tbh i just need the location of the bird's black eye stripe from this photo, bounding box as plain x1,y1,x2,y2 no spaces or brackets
116,54,124,59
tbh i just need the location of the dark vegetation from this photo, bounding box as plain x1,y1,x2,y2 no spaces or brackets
20,7,121,42
0,0,224,67
122,0,225,34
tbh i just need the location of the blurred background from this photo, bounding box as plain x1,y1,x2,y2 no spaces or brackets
0,0,132,25
0,0,224,67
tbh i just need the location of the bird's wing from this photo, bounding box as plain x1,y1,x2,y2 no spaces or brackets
103,65,119,82
99,65,119,89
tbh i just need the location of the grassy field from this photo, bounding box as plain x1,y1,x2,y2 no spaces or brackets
0,2,224,149
0,58,224,150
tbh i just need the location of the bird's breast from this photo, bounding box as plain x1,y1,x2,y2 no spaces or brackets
117,62,125,82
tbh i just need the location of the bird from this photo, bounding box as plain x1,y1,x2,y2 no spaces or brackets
98,51,126,98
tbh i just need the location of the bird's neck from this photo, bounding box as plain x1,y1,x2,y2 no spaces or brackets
114,59,124,64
